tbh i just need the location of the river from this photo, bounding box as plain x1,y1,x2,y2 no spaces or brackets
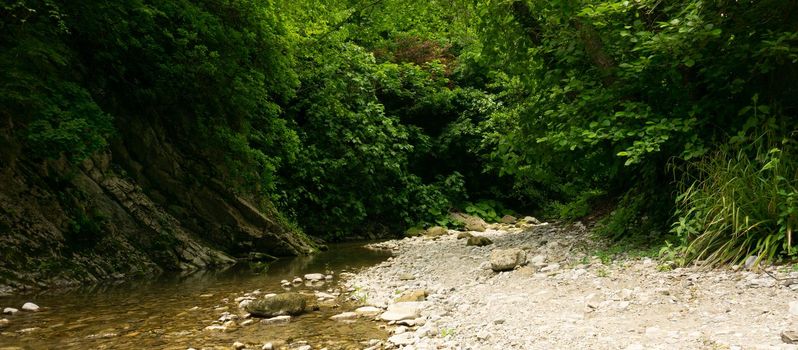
0,243,391,349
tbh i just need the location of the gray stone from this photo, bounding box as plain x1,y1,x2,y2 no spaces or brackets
489,248,527,271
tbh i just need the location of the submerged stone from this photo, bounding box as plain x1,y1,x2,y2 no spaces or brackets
245,293,319,318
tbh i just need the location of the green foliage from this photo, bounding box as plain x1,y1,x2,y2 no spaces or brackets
671,134,798,266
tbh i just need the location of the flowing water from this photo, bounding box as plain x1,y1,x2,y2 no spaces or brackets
0,243,391,350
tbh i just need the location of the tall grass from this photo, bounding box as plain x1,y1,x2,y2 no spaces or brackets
671,135,798,267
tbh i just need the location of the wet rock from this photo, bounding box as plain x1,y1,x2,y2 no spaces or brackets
204,325,227,332
245,293,319,317
424,226,449,237
457,232,473,240
396,290,428,302
380,302,422,321
21,302,39,312
3,307,19,315
304,273,324,281
466,236,493,247
261,315,292,325
355,306,383,317
291,278,303,284
500,215,517,224
489,248,527,272
449,213,487,232
783,331,798,344
330,312,358,321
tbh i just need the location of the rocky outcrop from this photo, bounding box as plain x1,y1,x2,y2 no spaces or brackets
0,119,315,293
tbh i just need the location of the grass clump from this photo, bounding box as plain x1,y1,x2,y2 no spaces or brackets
671,135,798,267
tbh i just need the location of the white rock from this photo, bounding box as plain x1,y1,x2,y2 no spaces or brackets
394,325,408,334
325,275,334,280
305,273,325,281
295,345,311,350
380,302,423,321
355,306,383,317
233,341,245,350
529,255,546,266
0,318,9,327
204,325,227,331
261,315,291,325
330,312,358,321
21,302,39,312
789,301,798,316
489,248,527,271
292,278,303,284
388,332,415,346
3,307,18,315
262,343,274,350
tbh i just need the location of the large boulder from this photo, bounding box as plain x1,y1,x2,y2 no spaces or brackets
500,215,517,224
424,226,449,237
449,212,487,232
490,248,527,272
244,293,319,317
466,236,493,247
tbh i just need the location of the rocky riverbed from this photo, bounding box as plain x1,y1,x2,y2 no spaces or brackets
344,219,798,350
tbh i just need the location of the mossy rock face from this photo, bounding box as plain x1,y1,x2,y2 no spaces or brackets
466,236,493,247
457,232,473,240
244,293,319,318
424,226,448,237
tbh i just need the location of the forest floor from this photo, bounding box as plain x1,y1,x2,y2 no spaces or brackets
345,221,798,350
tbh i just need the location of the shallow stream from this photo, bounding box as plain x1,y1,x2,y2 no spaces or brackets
0,243,391,349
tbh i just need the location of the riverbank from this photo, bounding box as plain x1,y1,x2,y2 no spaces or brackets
345,220,798,349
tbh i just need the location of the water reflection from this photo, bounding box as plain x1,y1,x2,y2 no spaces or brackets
0,243,391,349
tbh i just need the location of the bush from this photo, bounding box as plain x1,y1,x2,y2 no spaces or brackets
671,135,798,266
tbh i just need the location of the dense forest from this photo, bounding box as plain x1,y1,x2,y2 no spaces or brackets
1,0,797,288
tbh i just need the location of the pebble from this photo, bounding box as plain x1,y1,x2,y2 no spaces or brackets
232,341,245,350
3,307,19,315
